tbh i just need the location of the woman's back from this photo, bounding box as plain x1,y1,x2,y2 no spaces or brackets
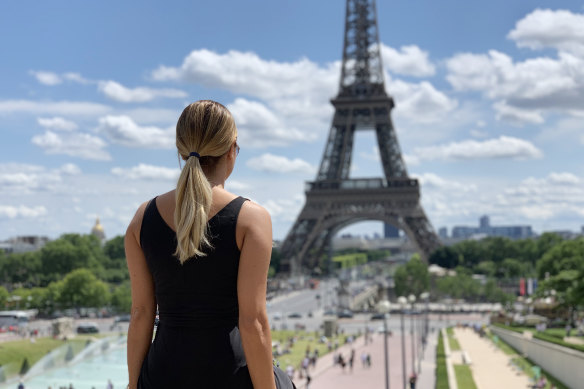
137,194,253,388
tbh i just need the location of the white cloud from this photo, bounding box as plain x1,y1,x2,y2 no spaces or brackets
508,9,584,56
59,163,82,175
111,164,180,181
228,98,314,148
389,79,458,123
0,205,47,219
97,115,174,149
98,80,187,103
380,44,435,77
493,102,544,125
469,129,488,138
246,153,315,174
29,71,62,85
31,131,111,161
500,172,584,220
0,100,111,116
151,49,338,100
412,136,542,161
62,72,91,84
446,40,584,123
413,172,477,193
37,117,78,131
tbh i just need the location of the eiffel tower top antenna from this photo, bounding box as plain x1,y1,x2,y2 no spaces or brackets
338,0,387,99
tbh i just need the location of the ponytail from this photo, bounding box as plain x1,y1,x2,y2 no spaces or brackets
174,155,213,263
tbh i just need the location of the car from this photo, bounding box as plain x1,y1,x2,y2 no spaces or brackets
337,310,354,319
370,313,387,321
272,312,282,321
76,322,99,334
114,314,131,323
287,312,302,319
323,310,336,316
294,323,306,330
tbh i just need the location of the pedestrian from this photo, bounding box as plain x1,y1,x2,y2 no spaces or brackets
409,373,417,389
349,348,355,372
361,351,367,368
338,354,346,371
124,101,280,388
366,353,371,367
305,373,311,389
286,365,295,381
106,379,113,389
17,382,24,389
566,323,572,337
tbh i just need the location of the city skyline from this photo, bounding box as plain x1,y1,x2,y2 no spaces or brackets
2,0,584,241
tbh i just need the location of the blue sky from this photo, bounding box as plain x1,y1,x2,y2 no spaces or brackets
2,0,584,241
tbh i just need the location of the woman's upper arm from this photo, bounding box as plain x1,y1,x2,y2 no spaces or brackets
237,202,272,320
125,202,156,314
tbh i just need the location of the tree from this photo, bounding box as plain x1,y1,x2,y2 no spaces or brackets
536,238,584,280
58,269,110,311
270,247,281,273
110,282,132,313
429,246,459,269
104,235,125,260
394,254,429,297
0,286,8,309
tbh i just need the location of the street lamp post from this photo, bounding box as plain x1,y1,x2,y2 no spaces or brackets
377,300,391,389
408,294,417,378
397,296,408,389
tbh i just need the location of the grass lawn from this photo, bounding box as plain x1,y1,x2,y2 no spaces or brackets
271,330,357,370
453,364,477,389
435,331,449,389
446,327,461,351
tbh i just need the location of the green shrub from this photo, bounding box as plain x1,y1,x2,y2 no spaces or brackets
436,331,449,389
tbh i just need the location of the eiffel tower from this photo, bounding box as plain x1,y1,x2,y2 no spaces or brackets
279,0,440,275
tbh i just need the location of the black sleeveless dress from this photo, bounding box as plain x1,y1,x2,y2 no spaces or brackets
137,196,254,388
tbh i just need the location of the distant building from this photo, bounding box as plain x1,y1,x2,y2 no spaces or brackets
0,236,49,254
452,215,533,240
383,223,399,238
91,217,106,243
438,227,448,240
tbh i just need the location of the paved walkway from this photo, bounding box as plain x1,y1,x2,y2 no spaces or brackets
453,327,532,389
293,329,438,389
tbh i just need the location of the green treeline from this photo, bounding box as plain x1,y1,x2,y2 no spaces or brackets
394,233,584,309
0,234,130,315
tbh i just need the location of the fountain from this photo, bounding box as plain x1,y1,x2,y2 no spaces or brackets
0,335,128,389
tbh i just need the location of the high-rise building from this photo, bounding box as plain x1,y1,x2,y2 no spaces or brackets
479,215,490,229
452,216,533,240
438,227,448,240
383,223,399,238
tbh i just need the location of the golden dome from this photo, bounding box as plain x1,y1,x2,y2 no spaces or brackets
91,217,106,240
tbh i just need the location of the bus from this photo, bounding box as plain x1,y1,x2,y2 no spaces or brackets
0,310,35,331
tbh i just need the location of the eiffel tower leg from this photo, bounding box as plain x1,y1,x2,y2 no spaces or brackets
401,209,441,261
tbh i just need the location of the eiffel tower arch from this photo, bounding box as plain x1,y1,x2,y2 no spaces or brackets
279,0,441,275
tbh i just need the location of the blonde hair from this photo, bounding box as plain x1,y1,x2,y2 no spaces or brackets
174,100,237,264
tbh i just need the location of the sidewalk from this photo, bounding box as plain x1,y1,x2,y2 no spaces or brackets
296,329,437,389
453,327,531,389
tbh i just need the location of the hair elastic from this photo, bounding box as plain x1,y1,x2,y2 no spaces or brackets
189,152,201,158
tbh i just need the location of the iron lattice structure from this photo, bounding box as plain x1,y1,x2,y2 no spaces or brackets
279,0,440,274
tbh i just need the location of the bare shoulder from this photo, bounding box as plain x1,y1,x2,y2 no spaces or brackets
238,200,271,227
126,200,150,241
